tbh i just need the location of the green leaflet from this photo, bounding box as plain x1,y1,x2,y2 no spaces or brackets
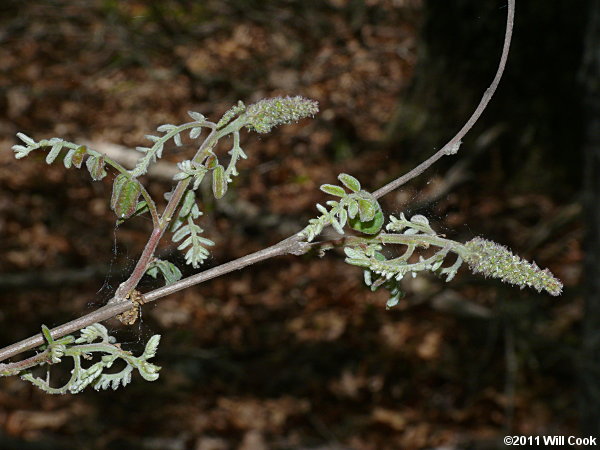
172,217,215,268
146,259,182,286
41,324,53,343
349,209,384,235
45,139,64,164
303,174,385,241
212,164,227,199
205,154,218,169
71,146,87,168
117,201,149,225
386,213,436,236
86,155,107,180
363,268,405,310
170,190,200,233
337,173,361,193
19,324,161,394
173,160,208,190
168,191,213,268
179,190,197,218
110,174,127,209
110,174,142,219
356,197,377,222
320,184,346,197
347,199,359,219
348,191,383,234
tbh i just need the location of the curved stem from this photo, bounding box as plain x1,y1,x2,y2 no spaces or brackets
373,0,515,199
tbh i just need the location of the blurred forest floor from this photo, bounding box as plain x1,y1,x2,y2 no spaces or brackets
0,1,584,449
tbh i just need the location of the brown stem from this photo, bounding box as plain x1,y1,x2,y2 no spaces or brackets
160,128,218,228
0,234,309,364
114,228,163,299
0,350,51,376
373,0,515,199
114,129,219,299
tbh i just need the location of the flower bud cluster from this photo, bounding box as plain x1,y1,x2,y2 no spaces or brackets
465,237,562,296
245,96,319,133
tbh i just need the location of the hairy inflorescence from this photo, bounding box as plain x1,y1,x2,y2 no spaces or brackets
244,96,319,134
464,237,563,296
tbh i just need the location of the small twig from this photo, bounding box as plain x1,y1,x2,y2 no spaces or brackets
373,0,515,199
0,350,51,376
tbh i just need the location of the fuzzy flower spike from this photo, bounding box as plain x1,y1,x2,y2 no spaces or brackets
245,96,319,134
464,237,563,296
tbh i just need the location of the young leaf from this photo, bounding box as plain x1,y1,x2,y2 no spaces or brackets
386,296,400,309
331,217,344,235
12,145,33,159
41,324,54,345
142,335,161,360
71,146,87,168
338,173,361,192
174,160,207,190
170,190,201,233
349,209,384,235
110,174,128,210
410,215,430,226
110,175,142,219
172,217,215,268
205,154,218,169
178,190,198,219
320,184,346,197
212,165,227,199
46,139,64,164
132,201,149,217
189,127,202,139
146,259,182,286
117,202,149,226
337,207,348,228
16,132,35,146
356,197,378,222
157,124,176,132
347,199,359,219
174,133,182,147
63,148,76,168
188,111,206,122
86,155,107,180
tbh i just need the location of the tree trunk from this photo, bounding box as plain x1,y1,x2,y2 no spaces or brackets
581,0,600,436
